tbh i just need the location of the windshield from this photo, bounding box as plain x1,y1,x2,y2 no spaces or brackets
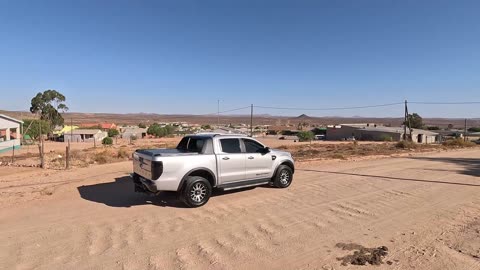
176,137,205,153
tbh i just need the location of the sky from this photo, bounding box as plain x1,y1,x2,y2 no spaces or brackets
1,0,479,118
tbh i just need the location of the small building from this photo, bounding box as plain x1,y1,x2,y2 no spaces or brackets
326,124,440,143
53,125,79,140
121,127,147,139
0,114,23,153
63,129,107,143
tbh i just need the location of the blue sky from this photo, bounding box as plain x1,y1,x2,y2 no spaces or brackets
1,0,479,118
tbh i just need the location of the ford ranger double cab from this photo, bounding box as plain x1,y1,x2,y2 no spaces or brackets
132,134,295,207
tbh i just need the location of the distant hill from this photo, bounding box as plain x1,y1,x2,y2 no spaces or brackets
295,114,311,119
0,110,478,128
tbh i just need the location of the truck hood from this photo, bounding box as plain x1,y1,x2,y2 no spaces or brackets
270,149,292,157
136,149,199,157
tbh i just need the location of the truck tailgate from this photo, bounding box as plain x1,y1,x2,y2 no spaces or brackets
133,152,163,180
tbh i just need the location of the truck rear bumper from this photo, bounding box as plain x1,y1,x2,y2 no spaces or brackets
131,173,159,194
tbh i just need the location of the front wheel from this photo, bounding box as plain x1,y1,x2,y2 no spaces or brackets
180,176,212,207
273,165,293,188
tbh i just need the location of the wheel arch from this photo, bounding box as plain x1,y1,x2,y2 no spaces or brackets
272,160,295,180
177,167,217,191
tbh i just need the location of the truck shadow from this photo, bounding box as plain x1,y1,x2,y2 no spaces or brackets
77,176,256,208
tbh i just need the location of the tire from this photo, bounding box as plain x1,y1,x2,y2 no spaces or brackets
273,165,293,188
180,176,212,208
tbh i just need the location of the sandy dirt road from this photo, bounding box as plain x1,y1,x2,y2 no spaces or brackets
1,149,480,270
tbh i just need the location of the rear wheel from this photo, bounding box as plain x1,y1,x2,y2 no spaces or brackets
180,176,212,207
273,165,293,188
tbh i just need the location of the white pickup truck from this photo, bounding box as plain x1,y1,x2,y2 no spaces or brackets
132,134,295,207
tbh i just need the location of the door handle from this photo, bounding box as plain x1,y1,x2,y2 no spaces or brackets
222,157,230,160
248,156,254,159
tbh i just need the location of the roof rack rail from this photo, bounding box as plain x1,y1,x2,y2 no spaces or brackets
194,132,248,137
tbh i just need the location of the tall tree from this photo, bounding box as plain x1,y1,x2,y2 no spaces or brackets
404,113,424,129
30,90,69,127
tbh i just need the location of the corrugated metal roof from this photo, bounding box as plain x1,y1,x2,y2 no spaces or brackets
66,129,103,135
341,124,439,135
0,114,23,124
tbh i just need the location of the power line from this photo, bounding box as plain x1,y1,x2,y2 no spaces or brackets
254,102,404,111
156,105,251,119
409,101,480,105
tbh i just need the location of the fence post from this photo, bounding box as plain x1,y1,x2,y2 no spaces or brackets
66,145,70,169
39,144,44,169
11,145,15,163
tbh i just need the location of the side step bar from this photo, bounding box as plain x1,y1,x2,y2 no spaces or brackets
217,178,270,191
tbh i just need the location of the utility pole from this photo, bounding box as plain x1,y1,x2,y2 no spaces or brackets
70,118,73,143
464,118,468,142
39,120,44,169
250,104,254,137
403,100,408,141
217,100,220,127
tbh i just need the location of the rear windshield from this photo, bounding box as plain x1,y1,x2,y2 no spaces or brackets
177,137,205,153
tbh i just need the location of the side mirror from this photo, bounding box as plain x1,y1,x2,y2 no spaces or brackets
262,147,270,154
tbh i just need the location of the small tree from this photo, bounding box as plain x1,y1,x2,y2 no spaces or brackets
201,124,212,130
102,137,113,145
22,119,51,139
108,128,119,137
138,123,146,128
297,131,314,142
147,123,162,137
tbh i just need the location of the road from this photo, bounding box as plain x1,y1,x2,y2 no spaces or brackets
1,149,480,269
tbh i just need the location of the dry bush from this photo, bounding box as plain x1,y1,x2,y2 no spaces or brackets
395,141,418,149
332,153,346,160
117,148,131,159
442,138,476,148
93,150,111,164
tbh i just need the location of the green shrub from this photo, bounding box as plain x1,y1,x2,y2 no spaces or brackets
297,131,315,142
102,137,113,145
108,128,119,137
380,135,393,141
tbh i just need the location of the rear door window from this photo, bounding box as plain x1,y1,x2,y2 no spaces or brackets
220,139,242,153
177,137,205,153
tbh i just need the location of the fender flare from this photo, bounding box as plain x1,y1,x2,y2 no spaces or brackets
177,167,217,191
272,160,295,179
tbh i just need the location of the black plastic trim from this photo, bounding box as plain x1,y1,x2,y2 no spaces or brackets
177,167,217,191
216,178,270,189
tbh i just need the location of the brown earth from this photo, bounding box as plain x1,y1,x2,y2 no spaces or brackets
1,148,480,269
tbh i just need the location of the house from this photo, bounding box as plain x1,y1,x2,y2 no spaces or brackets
326,124,440,143
63,129,107,143
121,127,147,139
80,123,117,131
0,114,23,153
